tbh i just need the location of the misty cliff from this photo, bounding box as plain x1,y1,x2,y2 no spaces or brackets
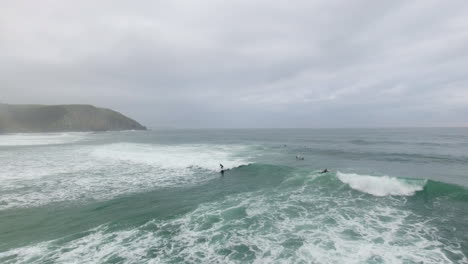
0,104,146,133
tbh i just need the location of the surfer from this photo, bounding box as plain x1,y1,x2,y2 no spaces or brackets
220,163,224,175
320,168,328,173
296,155,304,160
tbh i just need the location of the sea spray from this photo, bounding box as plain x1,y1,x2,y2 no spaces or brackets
337,172,426,196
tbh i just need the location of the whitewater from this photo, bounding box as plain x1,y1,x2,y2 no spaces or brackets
0,128,467,263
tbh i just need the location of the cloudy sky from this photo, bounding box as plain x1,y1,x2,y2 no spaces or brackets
1,0,468,128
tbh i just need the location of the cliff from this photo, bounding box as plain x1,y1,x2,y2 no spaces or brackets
0,104,146,133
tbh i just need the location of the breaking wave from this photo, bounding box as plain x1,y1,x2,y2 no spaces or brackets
0,143,252,210
337,172,426,196
91,143,250,172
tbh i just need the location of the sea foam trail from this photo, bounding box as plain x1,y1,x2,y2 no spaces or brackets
337,172,425,196
0,132,87,146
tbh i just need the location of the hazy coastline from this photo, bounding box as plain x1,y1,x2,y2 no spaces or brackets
0,103,146,133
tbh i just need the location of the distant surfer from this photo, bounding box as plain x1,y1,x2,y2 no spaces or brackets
296,155,304,160
320,168,328,173
220,163,224,175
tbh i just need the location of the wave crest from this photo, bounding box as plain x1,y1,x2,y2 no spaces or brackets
91,143,251,172
337,172,425,196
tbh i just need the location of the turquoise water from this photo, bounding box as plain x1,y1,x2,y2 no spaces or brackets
0,128,467,263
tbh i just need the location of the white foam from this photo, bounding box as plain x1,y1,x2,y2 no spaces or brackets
91,143,249,172
0,132,87,146
0,143,252,210
337,172,425,196
1,182,464,264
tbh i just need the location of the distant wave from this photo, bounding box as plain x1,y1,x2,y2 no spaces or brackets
0,132,88,146
348,139,405,145
348,139,453,147
337,172,426,196
295,147,468,164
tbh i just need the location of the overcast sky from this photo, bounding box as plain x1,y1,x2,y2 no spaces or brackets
1,0,468,128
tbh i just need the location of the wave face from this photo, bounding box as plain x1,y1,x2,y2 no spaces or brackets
337,172,426,196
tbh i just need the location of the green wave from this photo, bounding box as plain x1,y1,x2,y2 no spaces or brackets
229,163,468,201
417,180,468,201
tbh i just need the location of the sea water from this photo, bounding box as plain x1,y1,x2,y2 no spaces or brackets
0,128,467,263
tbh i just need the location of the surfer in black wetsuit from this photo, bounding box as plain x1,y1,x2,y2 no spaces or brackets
320,169,328,173
220,163,224,175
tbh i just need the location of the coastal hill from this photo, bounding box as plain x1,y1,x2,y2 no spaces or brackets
0,103,146,133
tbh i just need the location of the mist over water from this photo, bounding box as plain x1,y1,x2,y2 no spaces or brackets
0,129,467,263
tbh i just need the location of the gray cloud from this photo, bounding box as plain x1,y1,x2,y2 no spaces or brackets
1,0,468,128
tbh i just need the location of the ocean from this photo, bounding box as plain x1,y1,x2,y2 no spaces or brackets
0,128,467,263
